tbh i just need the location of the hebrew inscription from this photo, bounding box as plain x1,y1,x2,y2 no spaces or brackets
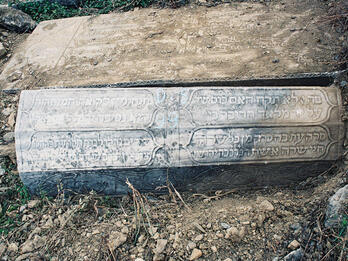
15,87,344,174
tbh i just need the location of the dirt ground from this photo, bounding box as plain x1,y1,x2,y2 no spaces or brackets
0,0,347,260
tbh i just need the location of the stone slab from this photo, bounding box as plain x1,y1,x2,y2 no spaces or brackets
0,3,340,91
15,86,344,195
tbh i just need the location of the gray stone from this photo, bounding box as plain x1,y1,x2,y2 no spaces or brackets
220,222,230,229
0,6,340,92
3,132,15,142
15,86,344,195
283,248,303,261
0,42,6,57
0,168,5,176
0,6,36,33
325,185,348,228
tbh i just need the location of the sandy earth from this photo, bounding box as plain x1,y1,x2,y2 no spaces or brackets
0,0,347,260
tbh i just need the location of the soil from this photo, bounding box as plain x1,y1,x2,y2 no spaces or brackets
0,0,347,261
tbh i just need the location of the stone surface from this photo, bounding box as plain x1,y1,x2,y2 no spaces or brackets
3,131,15,142
0,4,340,91
0,42,6,57
325,184,348,228
284,248,304,261
288,240,300,250
189,248,202,260
0,6,36,33
15,86,344,195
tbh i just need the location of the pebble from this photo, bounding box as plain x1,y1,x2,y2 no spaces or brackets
259,200,275,211
154,239,167,254
194,234,204,241
224,259,233,261
211,246,217,252
7,242,18,252
135,258,144,261
7,112,16,128
7,71,22,82
0,42,6,57
288,240,301,250
340,81,347,88
325,185,348,228
0,168,5,176
193,222,206,233
108,231,127,250
27,200,40,209
2,107,12,117
272,58,280,63
187,241,196,250
220,222,230,229
284,248,303,261
189,248,202,260
19,205,27,212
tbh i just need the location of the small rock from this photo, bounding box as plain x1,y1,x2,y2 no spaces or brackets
224,259,233,261
154,239,167,254
220,222,230,229
290,223,301,231
137,234,145,243
211,246,217,252
7,112,16,127
340,81,347,88
19,205,27,212
0,168,5,176
7,242,18,252
194,234,204,241
225,226,240,241
27,200,39,209
272,58,280,63
0,42,6,57
189,248,202,260
284,248,303,261
3,132,14,142
273,234,282,241
259,200,275,211
325,185,348,228
2,107,12,117
135,258,144,261
21,235,46,253
7,71,22,82
0,6,36,33
187,241,196,250
288,240,300,250
193,222,206,233
107,231,127,250
121,226,129,234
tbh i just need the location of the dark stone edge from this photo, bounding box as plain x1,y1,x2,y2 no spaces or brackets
20,160,335,196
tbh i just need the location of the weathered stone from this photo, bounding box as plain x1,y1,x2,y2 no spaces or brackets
14,86,344,195
3,132,15,142
0,42,6,57
0,6,36,33
107,231,127,250
284,248,303,261
189,248,202,260
288,240,301,250
0,5,340,92
325,185,348,228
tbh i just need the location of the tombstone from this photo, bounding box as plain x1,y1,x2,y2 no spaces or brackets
15,82,345,195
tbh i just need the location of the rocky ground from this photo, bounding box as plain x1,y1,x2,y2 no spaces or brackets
0,0,347,260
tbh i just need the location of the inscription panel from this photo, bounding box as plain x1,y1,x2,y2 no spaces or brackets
15,87,344,173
